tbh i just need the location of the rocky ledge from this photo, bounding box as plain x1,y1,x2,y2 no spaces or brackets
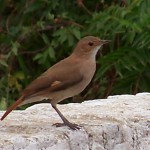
0,93,150,150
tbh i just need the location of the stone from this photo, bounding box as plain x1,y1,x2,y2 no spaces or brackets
0,93,150,150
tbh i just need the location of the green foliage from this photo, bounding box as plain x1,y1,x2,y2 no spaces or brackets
0,0,150,109
88,0,150,97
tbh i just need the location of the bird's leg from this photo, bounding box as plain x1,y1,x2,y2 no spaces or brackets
51,104,80,130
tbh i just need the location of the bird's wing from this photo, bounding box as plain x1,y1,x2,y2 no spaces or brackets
22,59,83,99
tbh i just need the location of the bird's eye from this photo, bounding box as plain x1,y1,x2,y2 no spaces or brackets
88,41,94,46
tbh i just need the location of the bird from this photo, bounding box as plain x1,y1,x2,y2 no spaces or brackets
0,36,110,130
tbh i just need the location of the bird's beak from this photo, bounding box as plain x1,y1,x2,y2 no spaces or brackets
100,40,111,45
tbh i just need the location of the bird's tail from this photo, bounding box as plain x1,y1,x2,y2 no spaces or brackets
1,96,24,121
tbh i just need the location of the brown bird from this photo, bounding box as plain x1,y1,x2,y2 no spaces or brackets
1,36,110,130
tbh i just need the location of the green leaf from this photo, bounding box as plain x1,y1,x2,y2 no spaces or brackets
42,34,50,45
47,13,54,20
11,41,20,55
0,97,7,110
48,46,55,59
72,29,81,40
33,53,43,62
0,59,8,67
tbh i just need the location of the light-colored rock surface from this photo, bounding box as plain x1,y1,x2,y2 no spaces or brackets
0,92,150,150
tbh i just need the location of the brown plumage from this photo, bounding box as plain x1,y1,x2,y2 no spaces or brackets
1,36,110,130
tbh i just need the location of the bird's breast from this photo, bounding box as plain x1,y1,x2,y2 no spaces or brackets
81,60,96,87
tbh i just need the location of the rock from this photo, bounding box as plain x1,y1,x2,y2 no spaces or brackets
0,92,150,150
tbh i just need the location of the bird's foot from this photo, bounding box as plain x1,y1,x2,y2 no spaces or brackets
52,123,65,127
53,122,81,130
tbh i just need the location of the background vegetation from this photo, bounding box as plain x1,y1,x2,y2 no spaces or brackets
0,0,150,109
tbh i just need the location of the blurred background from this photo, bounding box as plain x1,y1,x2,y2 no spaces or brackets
0,0,150,110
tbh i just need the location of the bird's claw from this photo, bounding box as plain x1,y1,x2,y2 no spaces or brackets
52,122,81,130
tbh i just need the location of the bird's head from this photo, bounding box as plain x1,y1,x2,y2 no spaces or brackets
73,36,110,58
